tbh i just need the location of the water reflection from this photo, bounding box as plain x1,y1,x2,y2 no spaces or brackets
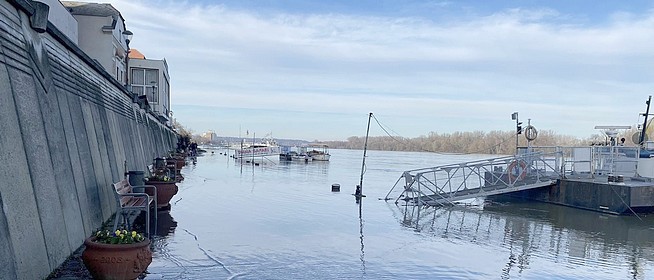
358,200,366,276
277,159,330,177
389,201,654,279
155,210,178,237
149,211,177,263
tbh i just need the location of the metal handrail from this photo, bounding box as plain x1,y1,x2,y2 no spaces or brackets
385,151,563,206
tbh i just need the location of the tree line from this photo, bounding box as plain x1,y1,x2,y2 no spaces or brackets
319,128,639,155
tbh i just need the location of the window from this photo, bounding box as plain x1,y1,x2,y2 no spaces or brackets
132,86,143,95
131,68,159,103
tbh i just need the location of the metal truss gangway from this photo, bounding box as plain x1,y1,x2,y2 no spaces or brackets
384,151,563,207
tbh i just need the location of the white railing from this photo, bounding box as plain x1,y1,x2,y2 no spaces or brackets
519,146,640,178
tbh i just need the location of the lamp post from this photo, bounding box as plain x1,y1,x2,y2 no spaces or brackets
122,30,133,85
150,81,157,101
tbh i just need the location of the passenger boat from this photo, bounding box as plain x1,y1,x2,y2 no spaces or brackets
234,139,280,159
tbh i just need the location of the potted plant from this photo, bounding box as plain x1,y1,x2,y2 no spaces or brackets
165,158,184,182
82,229,152,280
167,151,186,168
145,174,178,209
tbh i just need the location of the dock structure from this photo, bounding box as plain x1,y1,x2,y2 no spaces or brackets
385,151,562,207
386,146,654,215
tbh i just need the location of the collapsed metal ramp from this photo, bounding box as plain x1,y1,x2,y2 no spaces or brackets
384,151,563,206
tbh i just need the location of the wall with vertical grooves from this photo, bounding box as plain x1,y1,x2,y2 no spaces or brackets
0,1,177,279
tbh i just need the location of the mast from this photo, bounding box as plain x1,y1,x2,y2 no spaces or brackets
252,132,255,165
358,112,373,197
640,96,652,146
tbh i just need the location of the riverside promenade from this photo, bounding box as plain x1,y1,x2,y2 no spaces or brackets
0,1,176,278
46,160,187,279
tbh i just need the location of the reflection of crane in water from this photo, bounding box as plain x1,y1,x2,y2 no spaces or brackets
358,202,366,277
386,202,654,279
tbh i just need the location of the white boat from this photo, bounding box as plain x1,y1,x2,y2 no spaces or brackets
307,144,330,161
234,139,280,159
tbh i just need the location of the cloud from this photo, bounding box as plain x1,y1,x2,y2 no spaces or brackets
105,0,654,139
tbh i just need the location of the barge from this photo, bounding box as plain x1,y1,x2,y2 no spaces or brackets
386,129,654,215
489,144,654,215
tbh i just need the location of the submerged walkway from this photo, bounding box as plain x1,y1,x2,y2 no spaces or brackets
47,201,178,279
385,151,563,206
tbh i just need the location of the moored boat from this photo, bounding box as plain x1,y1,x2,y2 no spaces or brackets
234,139,280,159
279,146,312,162
307,144,330,161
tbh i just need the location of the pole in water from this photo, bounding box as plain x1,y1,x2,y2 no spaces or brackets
357,112,373,198
640,96,652,146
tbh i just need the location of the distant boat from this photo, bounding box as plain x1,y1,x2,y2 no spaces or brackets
234,139,280,159
280,146,312,162
307,144,330,161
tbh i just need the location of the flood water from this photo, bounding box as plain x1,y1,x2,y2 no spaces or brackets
146,148,654,279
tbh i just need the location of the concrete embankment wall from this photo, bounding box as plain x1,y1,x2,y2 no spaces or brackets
0,1,176,279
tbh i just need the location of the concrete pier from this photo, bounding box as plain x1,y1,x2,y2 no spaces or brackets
0,1,176,279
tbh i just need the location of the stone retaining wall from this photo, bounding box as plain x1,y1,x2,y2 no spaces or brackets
0,1,176,279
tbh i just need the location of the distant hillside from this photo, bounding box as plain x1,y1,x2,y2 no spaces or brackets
319,129,628,155
196,128,641,155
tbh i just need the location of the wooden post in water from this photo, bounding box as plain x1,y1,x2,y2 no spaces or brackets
357,112,373,198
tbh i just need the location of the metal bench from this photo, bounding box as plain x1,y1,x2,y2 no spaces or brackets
112,179,157,237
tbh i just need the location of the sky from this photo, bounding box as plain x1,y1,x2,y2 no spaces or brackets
103,0,654,141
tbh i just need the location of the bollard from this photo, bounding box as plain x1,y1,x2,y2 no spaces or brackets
616,175,624,183
331,184,340,192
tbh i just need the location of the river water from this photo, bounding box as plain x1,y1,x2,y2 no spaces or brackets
145,148,654,279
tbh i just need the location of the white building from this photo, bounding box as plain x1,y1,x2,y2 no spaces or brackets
128,49,171,124
61,1,132,84
201,130,219,143
35,0,79,43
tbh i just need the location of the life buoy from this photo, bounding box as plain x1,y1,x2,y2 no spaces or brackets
508,160,527,183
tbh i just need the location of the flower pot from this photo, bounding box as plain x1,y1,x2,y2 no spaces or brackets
175,158,185,170
82,237,152,280
145,181,178,208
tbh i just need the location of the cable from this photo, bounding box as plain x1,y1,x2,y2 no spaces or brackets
371,113,518,155
607,183,642,221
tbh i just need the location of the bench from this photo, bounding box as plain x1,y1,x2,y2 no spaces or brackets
112,179,157,237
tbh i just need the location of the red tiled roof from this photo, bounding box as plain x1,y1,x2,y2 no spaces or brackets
129,49,145,59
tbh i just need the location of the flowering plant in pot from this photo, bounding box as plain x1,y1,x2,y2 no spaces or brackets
94,229,145,244
145,174,178,209
145,174,172,182
82,229,152,280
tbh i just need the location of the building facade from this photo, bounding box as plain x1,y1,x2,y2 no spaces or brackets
201,130,219,143
61,1,131,84
36,0,79,43
128,50,171,125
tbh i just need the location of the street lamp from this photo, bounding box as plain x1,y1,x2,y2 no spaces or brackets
150,81,157,100
122,30,134,86
123,30,133,45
